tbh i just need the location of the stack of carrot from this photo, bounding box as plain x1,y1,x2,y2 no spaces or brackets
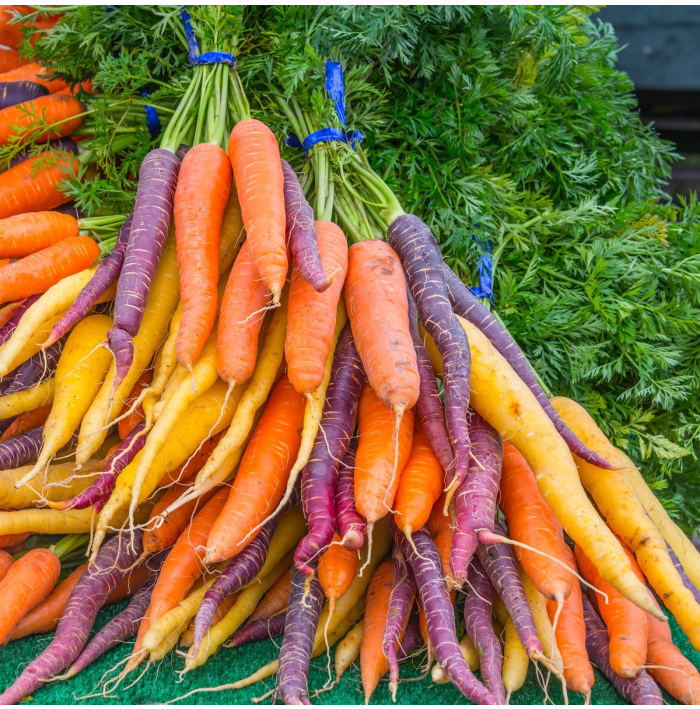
0,6,698,706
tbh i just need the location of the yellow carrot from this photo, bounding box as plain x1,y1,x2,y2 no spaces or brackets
0,378,54,418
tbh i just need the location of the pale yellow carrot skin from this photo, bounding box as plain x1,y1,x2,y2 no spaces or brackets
334,619,365,683
0,377,54,418
502,615,529,700
0,314,62,375
432,632,480,683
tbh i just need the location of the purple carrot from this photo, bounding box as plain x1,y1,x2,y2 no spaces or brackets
391,521,497,704
46,211,133,347
388,215,471,493
227,612,286,648
0,294,40,346
57,421,146,511
9,137,78,168
443,264,615,470
451,411,503,585
191,487,300,658
407,289,454,476
464,555,506,703
281,158,328,292
582,595,662,704
295,323,366,574
335,438,365,551
476,527,544,661
0,426,77,471
108,149,179,388
383,545,417,699
0,528,144,705
278,562,325,705
3,338,64,395
667,543,700,605
396,611,423,661
0,80,49,109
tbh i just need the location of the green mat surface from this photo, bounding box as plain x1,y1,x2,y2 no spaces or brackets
1,600,698,705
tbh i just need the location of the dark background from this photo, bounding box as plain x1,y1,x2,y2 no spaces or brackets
600,6,700,197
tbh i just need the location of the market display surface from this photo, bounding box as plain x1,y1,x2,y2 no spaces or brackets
0,5,698,706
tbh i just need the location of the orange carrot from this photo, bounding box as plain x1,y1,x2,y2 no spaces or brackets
247,568,292,623
227,119,287,304
0,406,51,442
427,494,455,583
0,61,67,92
318,533,358,616
0,46,29,73
499,441,573,603
344,239,419,419
0,549,13,581
0,533,28,548
0,235,99,305
174,143,232,369
0,93,84,146
0,211,79,259
0,259,8,268
361,560,396,703
285,220,348,394
0,149,79,219
155,433,221,489
216,239,270,386
393,418,443,539
354,383,414,528
575,543,649,677
117,369,151,440
205,375,306,563
0,547,60,643
0,300,24,329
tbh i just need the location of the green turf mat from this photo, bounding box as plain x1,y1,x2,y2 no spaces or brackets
1,600,698,705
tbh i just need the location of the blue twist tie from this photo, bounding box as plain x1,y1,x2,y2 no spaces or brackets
141,92,162,140
286,61,363,155
180,8,236,68
468,237,494,302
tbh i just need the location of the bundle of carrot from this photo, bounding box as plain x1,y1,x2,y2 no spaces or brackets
0,5,698,706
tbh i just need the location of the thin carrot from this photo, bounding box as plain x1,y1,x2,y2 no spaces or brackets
0,46,29,73
0,149,79,219
0,405,50,441
286,220,348,394
0,211,79,259
175,142,232,369
318,533,358,618
0,235,100,305
247,568,292,623
117,369,151,440
205,374,306,564
427,494,455,583
0,93,84,146
227,119,287,304
0,300,24,329
0,62,67,92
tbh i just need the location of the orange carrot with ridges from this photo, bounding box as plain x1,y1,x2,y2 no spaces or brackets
0,46,29,73
247,568,292,623
0,211,78,258
0,549,12,581
318,533,358,617
0,61,67,92
0,93,84,146
0,533,28,548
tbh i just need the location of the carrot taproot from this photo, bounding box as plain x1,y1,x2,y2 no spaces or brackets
0,236,99,305
247,568,292,623
0,404,50,441
0,12,60,53
427,494,454,582
286,219,348,394
0,376,53,418
0,211,78,258
0,46,29,73
0,533,28,549
155,433,221,489
181,591,239,649
0,300,25,331
204,374,306,563
227,119,287,304
0,548,12,580
0,93,83,146
118,369,150,440
318,533,358,618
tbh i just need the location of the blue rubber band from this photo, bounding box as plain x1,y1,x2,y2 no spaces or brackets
180,8,236,67
140,92,162,140
468,237,494,302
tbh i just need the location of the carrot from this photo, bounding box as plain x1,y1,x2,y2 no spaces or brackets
498,440,572,603
393,418,443,539
575,543,649,677
0,211,78,259
427,494,455,582
204,374,306,563
117,369,151,440
0,236,99,305
0,549,12,581
345,239,419,420
227,119,287,304
286,220,348,394
318,533,358,618
155,433,221,489
354,382,415,530
0,46,29,73
0,547,60,643
216,239,270,386
180,591,239,649
0,93,84,146
0,62,67,93
0,300,24,330
0,404,50,441
174,143,231,369
247,568,292,623
0,533,28,549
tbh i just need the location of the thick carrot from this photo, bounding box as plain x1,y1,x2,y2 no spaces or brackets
117,369,151,440
205,374,306,563
174,143,231,369
0,236,99,305
345,239,419,419
0,46,29,73
0,547,60,643
0,404,50,441
0,549,12,580
354,382,415,528
286,220,348,394
247,568,292,623
0,211,78,258
0,93,84,146
0,533,28,549
0,13,60,53
318,533,358,617
227,119,287,304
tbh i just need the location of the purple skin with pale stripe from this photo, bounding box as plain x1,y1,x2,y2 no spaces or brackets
0,80,49,110
228,612,286,648
667,543,700,605
383,545,417,696
9,138,78,168
396,612,423,661
464,555,506,703
108,149,180,389
391,520,497,704
442,264,615,470
47,212,134,347
407,289,454,476
0,426,77,471
281,159,328,292
0,529,144,705
191,487,301,658
59,421,146,511
278,562,325,706
0,294,40,346
334,438,366,551
388,214,471,489
450,411,503,585
295,323,366,575
582,594,662,704
476,524,543,659
3,338,64,395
